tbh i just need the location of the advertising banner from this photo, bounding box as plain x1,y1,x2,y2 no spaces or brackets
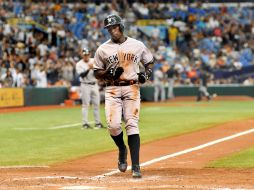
0,88,24,108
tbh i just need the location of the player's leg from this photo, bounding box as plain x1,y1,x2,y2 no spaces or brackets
197,86,203,101
168,78,174,99
105,86,127,172
160,83,165,101
122,85,142,178
91,85,103,128
200,86,209,101
203,87,211,101
81,83,91,129
154,84,159,102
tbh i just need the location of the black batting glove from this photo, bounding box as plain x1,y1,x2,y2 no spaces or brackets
137,72,147,84
113,67,124,80
105,68,114,79
145,68,153,79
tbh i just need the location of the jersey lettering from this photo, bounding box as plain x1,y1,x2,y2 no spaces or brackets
106,53,138,65
94,37,153,80
106,54,119,65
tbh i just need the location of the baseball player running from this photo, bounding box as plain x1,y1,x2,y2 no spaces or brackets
93,14,154,178
76,48,104,129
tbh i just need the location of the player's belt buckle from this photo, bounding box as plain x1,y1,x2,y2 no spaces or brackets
129,80,135,85
105,80,137,86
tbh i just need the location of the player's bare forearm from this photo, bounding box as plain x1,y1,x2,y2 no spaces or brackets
94,69,107,80
144,59,154,69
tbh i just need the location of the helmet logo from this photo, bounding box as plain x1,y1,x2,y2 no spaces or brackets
108,17,115,24
104,15,124,31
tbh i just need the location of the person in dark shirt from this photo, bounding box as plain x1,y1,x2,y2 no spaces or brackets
167,64,178,99
197,69,211,102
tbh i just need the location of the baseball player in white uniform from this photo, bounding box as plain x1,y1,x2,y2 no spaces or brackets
93,14,154,178
153,66,166,102
76,48,104,129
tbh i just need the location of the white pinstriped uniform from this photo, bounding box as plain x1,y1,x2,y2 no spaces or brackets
76,58,101,125
94,37,153,136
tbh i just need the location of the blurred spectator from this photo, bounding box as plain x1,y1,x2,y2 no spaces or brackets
61,61,74,82
166,64,177,99
35,65,47,87
243,76,254,85
0,1,252,89
1,69,13,87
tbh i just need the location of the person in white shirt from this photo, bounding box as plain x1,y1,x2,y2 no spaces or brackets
16,69,26,87
35,65,47,87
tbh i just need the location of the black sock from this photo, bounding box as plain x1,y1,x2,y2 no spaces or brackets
111,132,126,150
128,134,140,166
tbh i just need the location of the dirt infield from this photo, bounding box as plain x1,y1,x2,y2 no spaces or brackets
1,97,254,190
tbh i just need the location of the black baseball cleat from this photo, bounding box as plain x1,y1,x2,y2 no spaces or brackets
132,165,142,178
94,123,105,129
82,123,92,129
118,146,127,172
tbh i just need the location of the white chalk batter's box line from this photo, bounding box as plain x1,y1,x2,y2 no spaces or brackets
58,185,249,190
92,128,254,179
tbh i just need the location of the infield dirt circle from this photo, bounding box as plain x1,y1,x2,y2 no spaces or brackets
1,97,254,190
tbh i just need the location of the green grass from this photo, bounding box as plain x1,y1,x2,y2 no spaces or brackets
0,100,254,166
208,147,254,168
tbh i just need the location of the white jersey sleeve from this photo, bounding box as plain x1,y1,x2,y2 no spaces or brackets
94,46,106,71
140,42,154,65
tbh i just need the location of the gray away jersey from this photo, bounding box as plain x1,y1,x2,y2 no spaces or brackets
76,58,97,83
94,37,153,81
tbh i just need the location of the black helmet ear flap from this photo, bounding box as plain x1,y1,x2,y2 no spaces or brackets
119,24,124,32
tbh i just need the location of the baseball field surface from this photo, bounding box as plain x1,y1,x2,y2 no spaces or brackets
0,96,253,190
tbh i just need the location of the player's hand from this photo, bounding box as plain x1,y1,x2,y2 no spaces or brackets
113,67,124,80
88,64,93,69
145,68,153,79
137,72,147,84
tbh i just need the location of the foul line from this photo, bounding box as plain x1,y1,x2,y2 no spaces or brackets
92,128,254,179
13,122,95,130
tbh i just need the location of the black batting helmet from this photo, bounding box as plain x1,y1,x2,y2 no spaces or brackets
82,47,90,55
104,14,124,32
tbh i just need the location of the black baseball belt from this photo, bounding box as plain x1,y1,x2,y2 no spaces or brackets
82,82,96,85
104,80,138,87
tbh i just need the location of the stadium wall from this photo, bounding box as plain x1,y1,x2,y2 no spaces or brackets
23,87,68,106
140,85,254,101
1,86,254,107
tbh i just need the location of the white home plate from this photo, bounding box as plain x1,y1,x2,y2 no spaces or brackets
59,186,104,190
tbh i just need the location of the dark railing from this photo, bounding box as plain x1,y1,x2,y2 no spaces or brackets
12,0,254,3
213,65,254,83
